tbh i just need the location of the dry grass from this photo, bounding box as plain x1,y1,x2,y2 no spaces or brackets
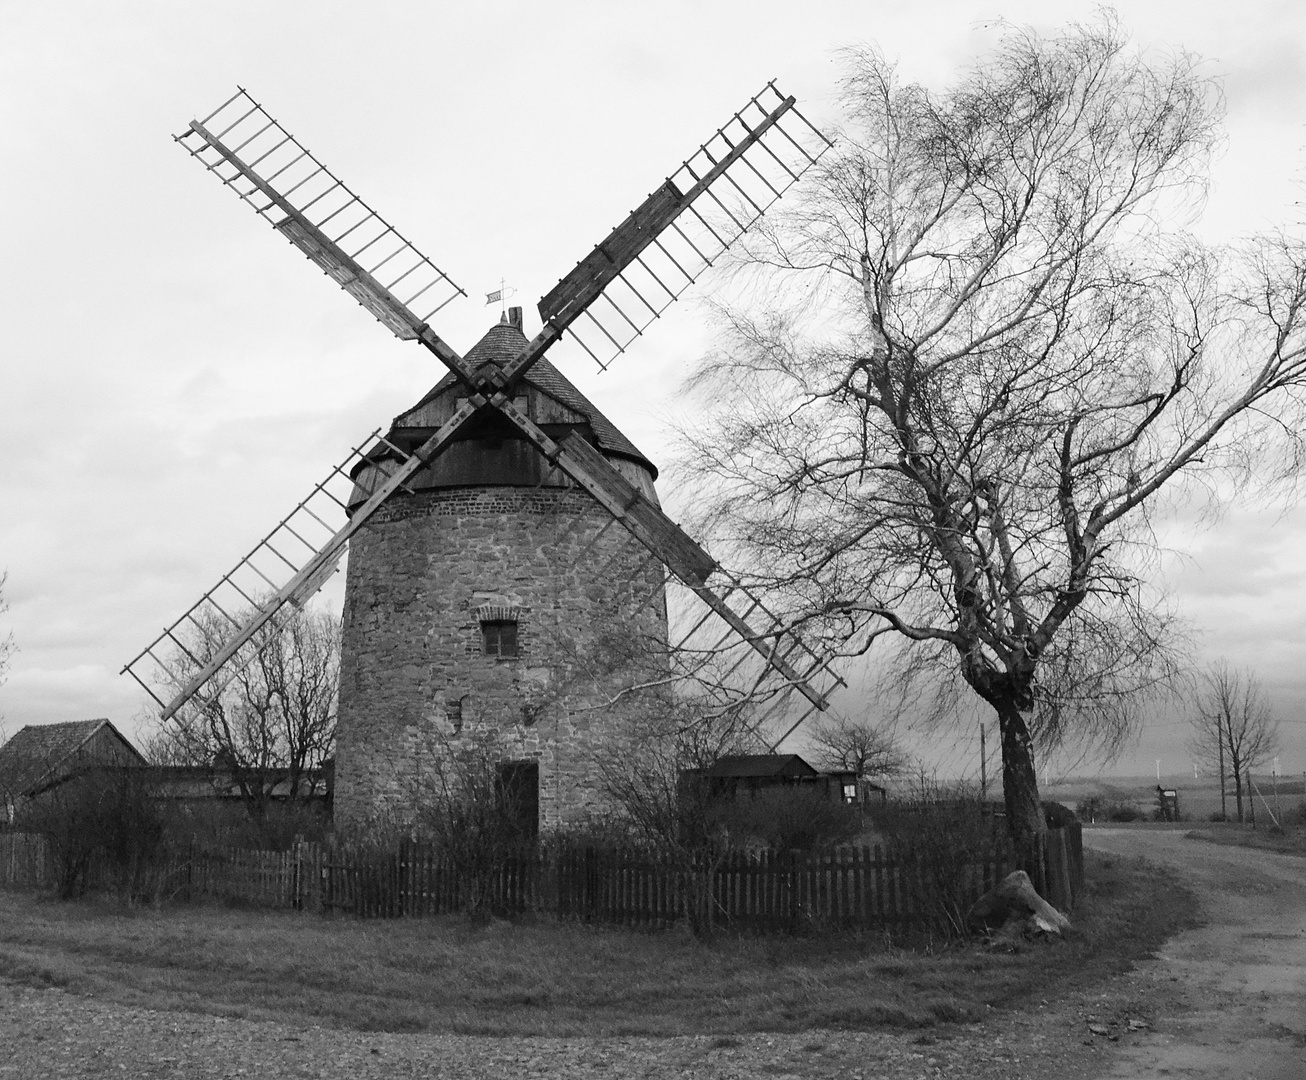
0,851,1197,1037
1185,820,1306,856
1046,774,1306,826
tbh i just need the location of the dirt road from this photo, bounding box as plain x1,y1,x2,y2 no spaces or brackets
1083,828,1306,1079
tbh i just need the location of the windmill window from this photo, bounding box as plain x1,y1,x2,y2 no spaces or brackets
481,619,518,658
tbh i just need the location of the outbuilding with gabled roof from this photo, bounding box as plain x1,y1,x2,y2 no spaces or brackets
0,719,146,821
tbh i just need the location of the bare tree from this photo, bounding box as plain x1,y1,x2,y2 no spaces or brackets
20,767,165,901
1187,661,1279,823
148,604,339,818
0,572,13,820
597,702,765,937
680,17,1306,872
0,719,15,827
806,713,907,781
0,570,14,707
401,731,541,922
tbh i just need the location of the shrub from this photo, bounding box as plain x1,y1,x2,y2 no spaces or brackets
1105,802,1143,823
867,784,1003,939
159,797,331,851
410,735,540,923
714,787,862,852
1076,796,1104,823
19,767,166,901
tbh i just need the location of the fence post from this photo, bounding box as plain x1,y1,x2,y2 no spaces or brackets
1041,827,1075,912
292,837,302,911
1042,829,1059,910
1068,820,1083,905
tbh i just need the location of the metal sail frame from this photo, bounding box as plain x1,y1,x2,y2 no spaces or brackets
125,83,840,724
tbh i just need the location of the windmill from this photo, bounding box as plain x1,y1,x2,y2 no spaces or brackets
123,84,846,828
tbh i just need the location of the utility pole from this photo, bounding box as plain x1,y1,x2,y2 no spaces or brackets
979,722,988,802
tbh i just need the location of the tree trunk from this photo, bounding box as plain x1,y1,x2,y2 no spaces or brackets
995,698,1047,891
1218,735,1226,820
1231,761,1245,823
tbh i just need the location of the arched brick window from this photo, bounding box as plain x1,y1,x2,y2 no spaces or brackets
476,604,519,658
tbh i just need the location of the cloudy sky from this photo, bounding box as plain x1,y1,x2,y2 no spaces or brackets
2,0,1305,783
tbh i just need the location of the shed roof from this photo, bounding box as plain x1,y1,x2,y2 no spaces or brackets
703,754,821,779
396,319,656,477
0,719,146,797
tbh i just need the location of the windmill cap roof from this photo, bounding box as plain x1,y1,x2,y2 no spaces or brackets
398,320,657,477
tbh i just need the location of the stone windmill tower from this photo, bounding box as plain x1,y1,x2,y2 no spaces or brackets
335,307,670,830
125,85,845,836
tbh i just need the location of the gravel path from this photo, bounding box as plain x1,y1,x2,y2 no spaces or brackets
1082,828,1306,1079
0,973,1125,1080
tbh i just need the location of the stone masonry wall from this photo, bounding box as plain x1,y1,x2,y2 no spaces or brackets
334,486,670,833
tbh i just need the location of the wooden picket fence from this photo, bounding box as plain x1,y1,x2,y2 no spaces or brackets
0,832,309,906
288,835,1081,932
0,823,1083,933
170,846,308,908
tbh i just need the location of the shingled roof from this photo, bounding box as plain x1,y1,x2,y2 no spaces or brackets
0,719,146,797
702,754,821,779
396,319,656,476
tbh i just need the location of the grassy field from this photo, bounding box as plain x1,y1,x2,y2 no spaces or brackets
1045,773,1306,826
0,851,1196,1038
1182,820,1306,856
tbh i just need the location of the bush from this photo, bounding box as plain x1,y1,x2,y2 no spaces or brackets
1076,796,1104,823
1105,802,1144,823
19,767,166,901
714,787,862,852
867,785,1002,939
159,798,331,851
410,735,540,923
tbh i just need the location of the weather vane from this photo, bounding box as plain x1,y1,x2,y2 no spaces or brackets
485,279,515,312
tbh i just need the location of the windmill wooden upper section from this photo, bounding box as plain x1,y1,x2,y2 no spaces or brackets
350,308,659,509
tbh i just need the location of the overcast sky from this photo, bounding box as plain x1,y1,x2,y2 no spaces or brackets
2,0,1305,784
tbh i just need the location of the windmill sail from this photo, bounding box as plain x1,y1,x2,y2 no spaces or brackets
122,400,481,717
176,88,466,340
529,81,832,373
486,400,839,711
663,571,847,742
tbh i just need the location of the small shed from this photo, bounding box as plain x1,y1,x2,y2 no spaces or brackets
0,719,147,822
691,754,860,803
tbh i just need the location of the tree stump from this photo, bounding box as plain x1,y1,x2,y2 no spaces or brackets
967,869,1071,935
